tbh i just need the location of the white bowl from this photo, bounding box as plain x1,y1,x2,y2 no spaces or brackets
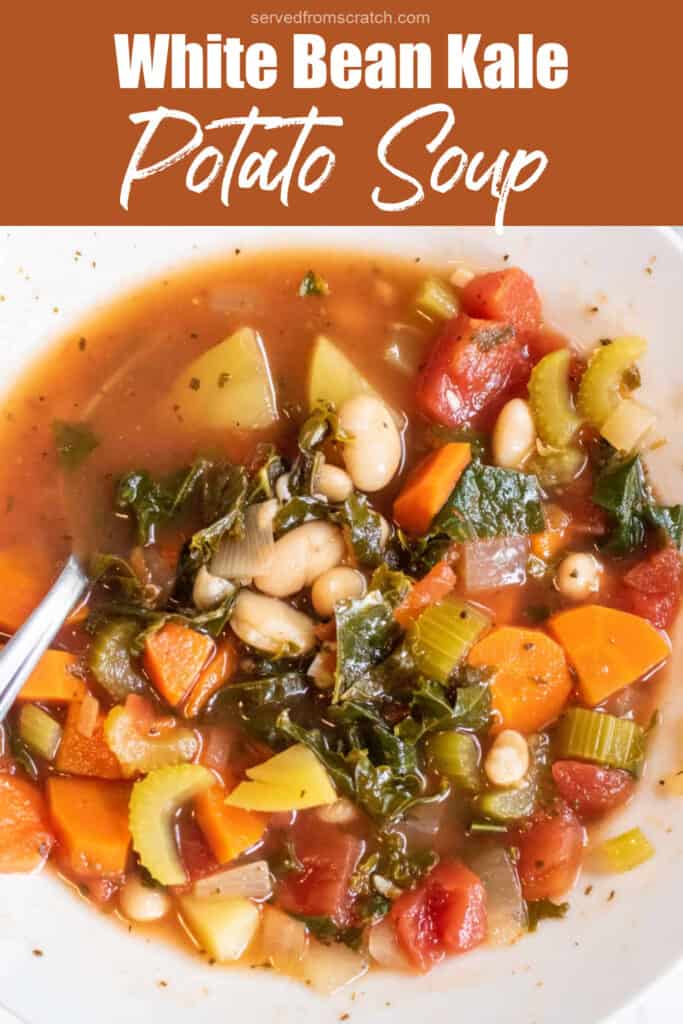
0,226,682,1024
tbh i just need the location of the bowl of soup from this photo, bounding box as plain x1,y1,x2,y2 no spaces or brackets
0,226,681,1024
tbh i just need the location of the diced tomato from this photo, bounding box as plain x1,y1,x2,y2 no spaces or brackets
177,815,220,886
390,860,487,973
394,559,456,627
552,761,635,820
619,546,681,630
513,802,584,902
461,268,542,336
416,313,530,430
276,817,364,925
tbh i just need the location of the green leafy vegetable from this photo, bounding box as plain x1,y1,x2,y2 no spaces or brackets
289,914,362,950
215,672,308,711
276,710,433,825
375,831,438,889
53,420,99,470
90,554,146,603
274,495,331,534
333,591,399,702
187,462,249,565
343,491,385,567
298,271,330,298
527,899,569,931
593,454,683,552
434,462,545,541
369,565,412,609
116,459,208,545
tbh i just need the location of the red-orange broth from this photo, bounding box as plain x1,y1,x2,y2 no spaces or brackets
0,252,678,988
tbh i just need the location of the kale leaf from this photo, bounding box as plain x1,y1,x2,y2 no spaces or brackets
333,591,399,702
298,271,330,298
53,420,99,470
527,898,569,931
593,454,683,552
343,492,386,567
276,709,433,825
115,459,209,545
434,461,545,541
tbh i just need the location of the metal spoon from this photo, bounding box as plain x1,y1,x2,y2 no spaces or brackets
0,555,89,721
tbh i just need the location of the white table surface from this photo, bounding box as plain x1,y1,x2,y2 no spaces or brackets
2,228,681,1024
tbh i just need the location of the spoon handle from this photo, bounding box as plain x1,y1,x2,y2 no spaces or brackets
0,555,89,722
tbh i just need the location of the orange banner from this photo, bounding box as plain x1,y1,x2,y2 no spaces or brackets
1,0,681,225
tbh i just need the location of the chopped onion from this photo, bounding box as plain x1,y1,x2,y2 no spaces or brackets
402,798,447,847
211,500,276,580
384,323,429,375
368,918,411,971
302,938,367,995
462,536,529,592
260,905,308,975
192,860,273,902
468,845,526,946
600,398,656,453
77,692,100,738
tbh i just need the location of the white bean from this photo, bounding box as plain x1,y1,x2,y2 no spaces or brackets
492,398,536,469
275,473,291,503
119,874,171,923
339,395,402,492
311,567,366,619
484,730,530,788
316,798,358,825
193,565,235,611
556,552,602,601
230,590,315,654
316,463,354,503
449,266,475,289
253,521,345,597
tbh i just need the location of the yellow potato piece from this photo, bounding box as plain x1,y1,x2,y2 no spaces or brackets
179,895,260,962
225,744,336,811
168,327,277,431
308,335,377,411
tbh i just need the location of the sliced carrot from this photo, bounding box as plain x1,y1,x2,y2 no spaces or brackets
0,774,54,873
47,777,131,878
530,505,571,561
0,545,54,632
143,622,215,707
548,604,670,707
394,560,456,628
55,700,123,779
468,626,572,735
183,636,239,718
17,650,86,703
393,443,471,536
194,784,267,865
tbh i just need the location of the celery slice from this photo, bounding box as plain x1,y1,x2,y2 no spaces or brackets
600,827,654,873
408,596,490,684
475,734,548,823
577,336,647,428
104,705,198,778
529,446,586,489
415,277,459,321
18,704,62,761
529,349,583,448
88,619,148,701
428,730,481,791
129,764,214,885
555,707,645,775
